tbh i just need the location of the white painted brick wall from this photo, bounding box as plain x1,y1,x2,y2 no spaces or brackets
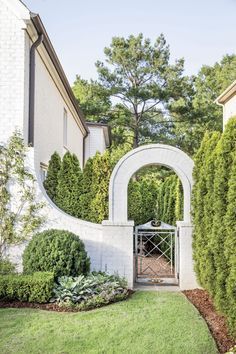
7,148,135,288
85,126,107,161
0,0,27,143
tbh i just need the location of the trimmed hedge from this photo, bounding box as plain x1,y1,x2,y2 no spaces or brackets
0,272,54,303
23,229,90,278
0,258,16,275
192,116,236,337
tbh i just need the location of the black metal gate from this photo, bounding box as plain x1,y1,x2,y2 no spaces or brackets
134,221,179,284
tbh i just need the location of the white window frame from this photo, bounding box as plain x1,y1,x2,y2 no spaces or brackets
40,162,48,182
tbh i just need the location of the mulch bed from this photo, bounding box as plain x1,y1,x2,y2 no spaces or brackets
0,301,75,312
183,289,236,353
0,290,134,313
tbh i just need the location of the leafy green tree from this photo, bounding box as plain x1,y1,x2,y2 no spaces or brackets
55,152,83,217
72,75,111,122
96,33,190,148
43,152,61,202
0,131,44,258
172,54,236,154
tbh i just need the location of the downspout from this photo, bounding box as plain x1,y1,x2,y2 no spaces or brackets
82,132,88,168
28,34,44,146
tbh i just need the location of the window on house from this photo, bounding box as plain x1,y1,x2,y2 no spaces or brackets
63,109,68,147
40,163,48,182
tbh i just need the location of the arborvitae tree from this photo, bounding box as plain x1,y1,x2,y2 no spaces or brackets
55,152,83,217
175,178,183,221
80,157,94,221
192,132,211,285
224,154,236,336
141,179,160,224
156,182,165,221
89,151,112,223
201,132,221,292
211,117,236,311
43,152,61,202
166,175,177,225
128,180,143,225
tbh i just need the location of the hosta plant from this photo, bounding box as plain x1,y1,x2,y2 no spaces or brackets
51,272,129,309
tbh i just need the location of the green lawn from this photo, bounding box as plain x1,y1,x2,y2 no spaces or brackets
0,291,218,354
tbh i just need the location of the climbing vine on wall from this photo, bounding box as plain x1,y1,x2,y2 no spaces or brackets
0,131,45,258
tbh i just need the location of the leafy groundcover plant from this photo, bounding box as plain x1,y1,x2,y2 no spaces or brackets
50,272,129,310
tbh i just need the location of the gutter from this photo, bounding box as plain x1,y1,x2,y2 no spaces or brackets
30,13,89,137
28,33,44,146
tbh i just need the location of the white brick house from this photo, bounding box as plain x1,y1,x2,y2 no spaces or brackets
216,80,236,129
0,0,111,176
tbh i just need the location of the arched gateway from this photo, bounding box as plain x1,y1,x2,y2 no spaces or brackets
102,144,199,290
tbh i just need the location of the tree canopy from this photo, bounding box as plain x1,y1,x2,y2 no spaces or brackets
73,33,236,155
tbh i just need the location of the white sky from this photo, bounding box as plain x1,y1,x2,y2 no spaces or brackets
23,0,236,84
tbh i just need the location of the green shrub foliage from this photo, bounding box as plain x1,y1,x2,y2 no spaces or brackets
51,272,128,310
79,157,94,221
224,154,236,333
43,147,183,226
128,180,143,224
0,272,54,303
156,175,183,225
89,151,112,223
192,117,236,337
43,152,61,201
23,229,90,277
55,152,83,217
0,258,16,275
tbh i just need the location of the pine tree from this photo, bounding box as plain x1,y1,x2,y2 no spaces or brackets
55,152,83,217
43,152,61,202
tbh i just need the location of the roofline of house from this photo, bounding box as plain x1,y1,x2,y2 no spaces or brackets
215,80,236,105
30,13,89,136
86,122,112,147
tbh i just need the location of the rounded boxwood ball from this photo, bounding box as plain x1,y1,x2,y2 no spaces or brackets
23,229,90,277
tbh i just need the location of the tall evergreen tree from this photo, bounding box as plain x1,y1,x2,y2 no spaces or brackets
55,152,83,217
211,117,236,310
224,154,236,335
128,180,143,225
96,33,190,148
89,151,112,223
201,132,221,291
43,152,61,202
80,157,94,221
175,178,183,222
192,132,210,285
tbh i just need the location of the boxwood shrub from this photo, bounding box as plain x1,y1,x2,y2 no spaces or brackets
23,229,90,277
0,272,54,303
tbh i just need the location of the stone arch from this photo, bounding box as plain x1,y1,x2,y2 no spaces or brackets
108,144,194,223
